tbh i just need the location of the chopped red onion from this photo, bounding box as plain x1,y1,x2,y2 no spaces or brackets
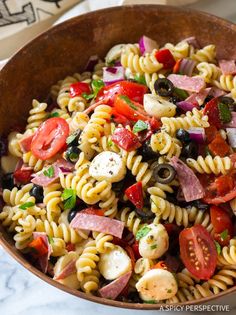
224,112,236,128
139,35,158,55
226,128,236,148
114,61,122,66
183,36,200,49
179,58,196,76
59,167,72,173
103,66,125,85
85,55,99,71
106,67,117,74
188,127,205,144
176,101,196,112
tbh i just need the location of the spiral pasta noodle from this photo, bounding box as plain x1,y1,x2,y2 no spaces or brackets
80,269,100,294
43,182,63,223
217,239,236,266
22,151,45,172
3,184,35,206
117,207,142,236
92,231,114,254
150,131,182,160
196,62,221,83
191,44,216,64
164,41,193,60
26,99,48,130
186,155,232,175
161,108,209,135
14,215,36,249
213,74,236,92
0,206,18,232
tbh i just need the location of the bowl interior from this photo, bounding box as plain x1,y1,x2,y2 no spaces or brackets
1,4,236,309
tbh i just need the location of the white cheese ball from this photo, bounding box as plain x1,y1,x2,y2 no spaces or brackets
139,224,169,259
144,94,176,118
98,245,132,280
89,152,126,183
136,269,178,301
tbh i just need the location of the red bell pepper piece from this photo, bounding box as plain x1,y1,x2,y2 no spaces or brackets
70,82,91,97
155,49,176,69
80,207,104,216
111,108,132,126
125,245,136,270
173,59,182,73
125,182,143,209
132,240,141,260
111,127,141,151
208,133,230,157
14,169,33,184
203,98,221,129
28,237,48,257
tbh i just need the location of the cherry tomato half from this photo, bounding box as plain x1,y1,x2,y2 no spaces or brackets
179,225,217,280
203,97,221,129
111,127,141,152
31,117,69,161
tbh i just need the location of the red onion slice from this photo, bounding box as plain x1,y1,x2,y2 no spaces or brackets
188,127,205,144
85,55,99,71
139,35,158,55
179,58,196,76
226,128,236,148
176,101,196,112
103,66,125,85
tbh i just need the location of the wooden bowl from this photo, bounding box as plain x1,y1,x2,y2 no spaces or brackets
1,4,236,309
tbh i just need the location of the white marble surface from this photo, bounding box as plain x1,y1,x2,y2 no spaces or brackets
1,1,236,315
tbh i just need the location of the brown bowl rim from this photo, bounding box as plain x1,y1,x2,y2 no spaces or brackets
1,4,236,309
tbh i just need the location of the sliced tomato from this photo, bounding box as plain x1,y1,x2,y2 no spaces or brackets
97,81,148,105
132,240,141,260
179,225,217,280
125,245,136,269
114,95,149,122
210,205,233,246
200,172,236,205
173,59,182,73
208,133,230,157
148,117,161,132
66,243,76,252
14,169,33,184
111,127,141,151
70,82,91,97
125,182,143,209
80,207,104,216
205,125,218,143
28,237,48,257
203,98,221,128
155,49,175,69
31,117,69,160
111,108,131,126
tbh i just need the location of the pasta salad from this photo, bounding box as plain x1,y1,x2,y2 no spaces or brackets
1,35,236,304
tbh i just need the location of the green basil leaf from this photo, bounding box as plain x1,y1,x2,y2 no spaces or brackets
91,79,105,96
174,87,188,100
43,166,54,178
220,229,228,241
214,240,221,255
136,226,151,241
150,244,157,250
119,95,137,110
48,236,54,245
19,202,35,210
62,188,75,200
82,92,95,101
218,102,232,123
133,120,148,133
62,189,76,210
134,74,146,85
48,112,59,118
144,300,158,304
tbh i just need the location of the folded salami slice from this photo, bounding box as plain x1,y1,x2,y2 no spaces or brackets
32,232,52,274
168,74,205,93
19,134,34,153
99,271,132,299
185,88,211,106
219,60,236,75
70,213,125,238
171,156,205,202
54,258,77,280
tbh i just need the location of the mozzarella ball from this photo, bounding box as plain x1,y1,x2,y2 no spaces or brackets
136,269,178,301
89,152,126,183
105,44,126,64
139,224,169,259
144,94,176,118
98,245,132,280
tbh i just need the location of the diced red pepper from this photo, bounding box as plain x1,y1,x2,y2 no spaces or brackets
28,237,48,257
205,125,218,143
148,117,161,132
155,49,176,69
70,82,91,98
96,81,148,105
14,169,33,184
173,59,182,74
111,127,141,151
208,133,230,157
203,98,221,129
215,174,234,196
125,182,143,209
80,207,104,216
111,108,132,126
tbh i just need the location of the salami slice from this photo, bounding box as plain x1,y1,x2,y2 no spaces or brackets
168,74,205,93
